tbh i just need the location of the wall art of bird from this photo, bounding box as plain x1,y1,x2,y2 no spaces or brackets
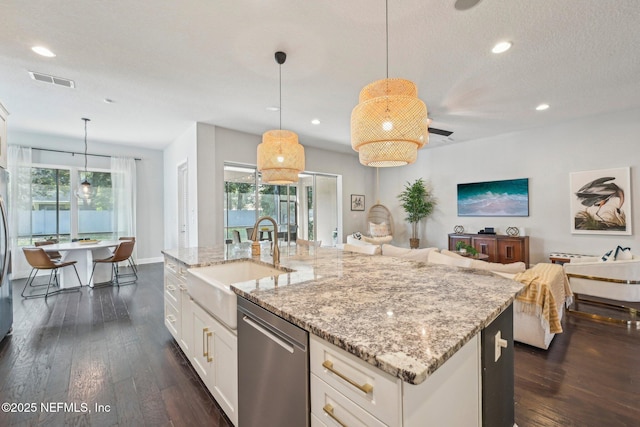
575,176,625,221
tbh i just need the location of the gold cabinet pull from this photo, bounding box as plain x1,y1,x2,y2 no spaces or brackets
203,328,209,358
178,284,188,291
166,284,176,292
206,331,213,362
322,360,373,394
166,314,176,323
323,404,347,427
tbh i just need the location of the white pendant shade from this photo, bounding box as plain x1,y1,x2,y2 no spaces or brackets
351,78,428,167
257,129,305,184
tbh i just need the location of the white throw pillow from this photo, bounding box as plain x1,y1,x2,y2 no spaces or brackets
381,244,438,262
428,250,473,268
468,259,527,274
369,222,389,237
343,243,381,255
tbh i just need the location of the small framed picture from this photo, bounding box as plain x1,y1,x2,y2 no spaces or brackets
351,194,365,211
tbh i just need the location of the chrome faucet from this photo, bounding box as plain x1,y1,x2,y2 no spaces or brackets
250,216,280,268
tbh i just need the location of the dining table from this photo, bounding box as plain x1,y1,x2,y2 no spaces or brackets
40,240,121,288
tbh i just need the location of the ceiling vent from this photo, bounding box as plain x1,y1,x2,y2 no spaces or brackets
28,71,75,88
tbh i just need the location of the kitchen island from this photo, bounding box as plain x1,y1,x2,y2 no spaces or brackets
162,243,525,426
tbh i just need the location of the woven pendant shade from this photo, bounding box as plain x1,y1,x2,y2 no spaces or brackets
257,129,305,184
351,78,428,167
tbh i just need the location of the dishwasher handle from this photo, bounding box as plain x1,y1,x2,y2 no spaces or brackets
242,314,295,353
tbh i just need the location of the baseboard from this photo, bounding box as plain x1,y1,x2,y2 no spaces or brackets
137,256,164,265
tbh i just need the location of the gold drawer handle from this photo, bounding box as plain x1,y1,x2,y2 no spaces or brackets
166,284,177,291
178,284,188,291
322,360,373,394
206,331,213,362
166,314,176,323
203,328,209,358
323,404,347,427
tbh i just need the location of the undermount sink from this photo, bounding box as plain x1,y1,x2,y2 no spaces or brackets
186,261,288,329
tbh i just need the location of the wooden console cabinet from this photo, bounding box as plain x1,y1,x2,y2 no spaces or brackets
448,233,529,266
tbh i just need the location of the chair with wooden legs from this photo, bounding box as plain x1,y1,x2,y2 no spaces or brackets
118,236,137,273
90,240,138,287
22,247,82,299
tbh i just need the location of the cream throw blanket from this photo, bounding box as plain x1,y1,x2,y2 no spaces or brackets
514,263,573,334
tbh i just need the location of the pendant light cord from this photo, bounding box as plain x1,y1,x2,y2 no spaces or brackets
385,0,389,80
82,118,90,175
279,62,282,131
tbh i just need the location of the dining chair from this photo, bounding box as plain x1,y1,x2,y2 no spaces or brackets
119,236,137,273
34,240,62,261
90,240,138,287
21,247,82,299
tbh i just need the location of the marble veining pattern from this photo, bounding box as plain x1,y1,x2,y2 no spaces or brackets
162,244,526,385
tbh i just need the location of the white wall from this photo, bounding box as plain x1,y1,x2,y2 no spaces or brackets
186,124,375,246
378,108,640,264
163,124,198,249
10,131,165,263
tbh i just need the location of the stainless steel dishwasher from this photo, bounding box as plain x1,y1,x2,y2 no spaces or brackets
237,297,309,427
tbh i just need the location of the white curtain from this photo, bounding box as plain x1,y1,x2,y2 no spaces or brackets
111,156,137,260
8,146,32,277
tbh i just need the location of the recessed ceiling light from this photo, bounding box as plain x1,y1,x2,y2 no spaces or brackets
31,46,56,57
491,41,512,54
265,106,280,112
535,103,550,111
311,119,320,125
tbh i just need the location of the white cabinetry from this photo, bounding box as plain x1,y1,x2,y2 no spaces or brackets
190,300,238,426
310,334,481,427
163,256,238,426
0,101,8,169
164,257,192,356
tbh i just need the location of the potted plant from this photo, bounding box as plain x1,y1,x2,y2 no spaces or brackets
455,241,478,256
398,178,436,249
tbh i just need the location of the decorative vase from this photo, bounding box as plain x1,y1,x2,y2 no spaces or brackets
454,225,464,234
410,238,419,249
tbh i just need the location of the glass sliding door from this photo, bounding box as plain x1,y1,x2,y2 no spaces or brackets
223,163,339,247
224,165,257,242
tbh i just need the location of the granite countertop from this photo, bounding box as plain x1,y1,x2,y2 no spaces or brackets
162,243,526,385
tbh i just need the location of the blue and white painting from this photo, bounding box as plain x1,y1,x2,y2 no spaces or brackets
457,178,529,217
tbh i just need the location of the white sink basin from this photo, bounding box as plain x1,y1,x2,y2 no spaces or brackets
186,261,287,329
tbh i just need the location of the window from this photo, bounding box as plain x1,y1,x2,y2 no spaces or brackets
28,167,70,244
77,171,113,240
19,166,115,245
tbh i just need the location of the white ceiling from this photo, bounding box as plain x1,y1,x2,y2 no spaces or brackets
1,1,639,153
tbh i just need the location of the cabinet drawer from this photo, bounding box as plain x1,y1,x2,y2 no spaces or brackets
310,335,401,427
164,258,188,279
311,374,387,427
311,411,328,427
164,298,180,340
164,272,183,305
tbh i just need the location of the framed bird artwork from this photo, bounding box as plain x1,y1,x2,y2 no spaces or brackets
570,167,632,235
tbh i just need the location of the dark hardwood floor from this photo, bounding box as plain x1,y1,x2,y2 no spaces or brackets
0,263,231,427
1,263,638,426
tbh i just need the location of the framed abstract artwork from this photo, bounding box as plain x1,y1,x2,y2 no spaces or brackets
351,194,365,211
570,167,632,235
457,178,529,217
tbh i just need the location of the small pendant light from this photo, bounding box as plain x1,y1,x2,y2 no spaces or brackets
75,118,94,202
257,51,305,184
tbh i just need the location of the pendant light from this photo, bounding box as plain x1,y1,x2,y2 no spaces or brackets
257,51,305,184
75,118,94,202
351,0,428,167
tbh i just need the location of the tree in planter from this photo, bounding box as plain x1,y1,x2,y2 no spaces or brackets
398,178,436,248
